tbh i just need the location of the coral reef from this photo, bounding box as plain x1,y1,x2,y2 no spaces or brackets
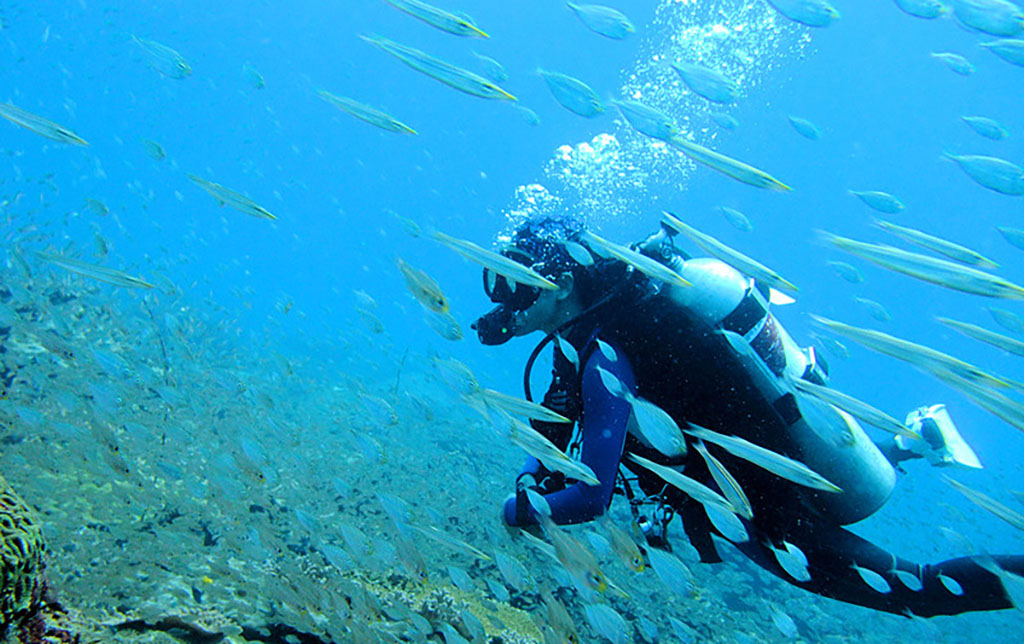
1,473,46,639
1,474,79,644
3,468,542,644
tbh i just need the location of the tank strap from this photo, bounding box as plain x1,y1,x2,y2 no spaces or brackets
721,284,768,336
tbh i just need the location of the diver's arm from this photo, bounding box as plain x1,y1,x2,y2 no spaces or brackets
503,343,634,526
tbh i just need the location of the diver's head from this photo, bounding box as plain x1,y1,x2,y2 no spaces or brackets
473,216,586,345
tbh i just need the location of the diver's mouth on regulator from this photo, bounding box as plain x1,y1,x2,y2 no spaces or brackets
473,305,519,345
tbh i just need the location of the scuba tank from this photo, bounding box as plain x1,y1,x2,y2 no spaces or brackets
633,226,896,525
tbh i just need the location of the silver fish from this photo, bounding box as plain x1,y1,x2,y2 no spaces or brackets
874,220,998,269
595,337,618,362
537,514,610,593
704,499,750,543
938,317,1024,356
507,417,599,485
828,261,864,283
662,212,798,293
997,226,1024,251
567,3,636,39
951,0,1024,37
242,61,265,89
849,190,904,213
132,35,191,78
384,0,488,38
788,115,821,140
412,525,491,562
317,90,417,134
597,513,644,572
431,230,558,289
931,51,975,75
666,136,792,191
771,540,811,582
596,366,687,458
141,138,165,160
35,251,154,289
188,175,277,220
936,369,1024,434
684,424,843,493
768,0,841,27
895,0,948,19
538,69,604,117
362,35,514,100
0,102,88,146
671,62,739,103
792,378,919,439
423,309,462,341
611,98,679,141
554,334,580,370
694,439,753,519
945,475,1024,532
891,565,924,592
719,206,753,232
583,604,629,644
711,112,739,129
471,51,507,82
939,572,965,595
944,153,1024,196
812,315,1016,392
649,549,697,599
962,115,1010,140
479,388,571,423
980,38,1024,66
820,230,1024,298
851,563,891,593
854,297,892,322
626,452,736,512
581,230,691,288
769,604,798,638
562,240,594,266
988,307,1024,335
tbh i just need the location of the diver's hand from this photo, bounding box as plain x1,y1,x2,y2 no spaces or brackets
501,493,517,527
514,474,539,525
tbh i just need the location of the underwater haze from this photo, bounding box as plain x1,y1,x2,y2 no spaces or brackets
2,0,1024,643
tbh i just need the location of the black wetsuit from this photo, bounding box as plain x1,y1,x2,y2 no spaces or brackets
505,282,1024,617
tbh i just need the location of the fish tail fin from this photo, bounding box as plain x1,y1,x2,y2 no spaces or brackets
812,228,842,247
358,34,383,48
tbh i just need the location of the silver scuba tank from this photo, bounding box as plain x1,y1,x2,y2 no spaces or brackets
641,233,896,524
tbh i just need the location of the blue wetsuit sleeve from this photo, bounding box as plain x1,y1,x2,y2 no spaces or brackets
503,343,635,526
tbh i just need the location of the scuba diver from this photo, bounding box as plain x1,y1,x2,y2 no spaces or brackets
472,214,1024,618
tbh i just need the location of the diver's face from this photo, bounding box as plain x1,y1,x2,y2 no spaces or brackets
512,288,565,336
473,270,580,345
514,273,581,336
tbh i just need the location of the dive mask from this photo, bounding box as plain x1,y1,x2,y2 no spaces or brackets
475,248,543,346
483,268,542,311
475,266,542,345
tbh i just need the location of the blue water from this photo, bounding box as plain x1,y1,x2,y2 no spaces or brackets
2,0,1024,642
